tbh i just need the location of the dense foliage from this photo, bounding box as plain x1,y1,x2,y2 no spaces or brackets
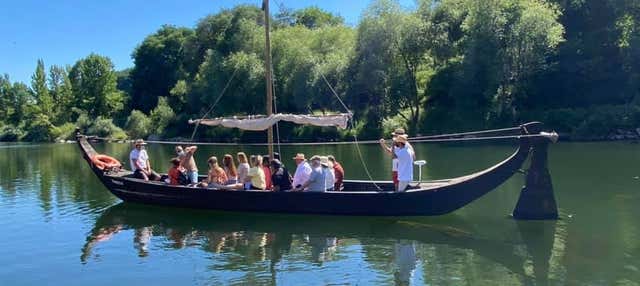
1,0,639,142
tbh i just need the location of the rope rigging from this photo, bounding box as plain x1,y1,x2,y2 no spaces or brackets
88,128,556,146
189,64,241,141
318,69,381,190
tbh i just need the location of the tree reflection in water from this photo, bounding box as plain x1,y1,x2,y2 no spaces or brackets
81,203,561,285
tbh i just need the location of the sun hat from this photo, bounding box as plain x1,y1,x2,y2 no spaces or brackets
292,153,306,160
395,134,408,143
391,128,406,136
320,156,332,167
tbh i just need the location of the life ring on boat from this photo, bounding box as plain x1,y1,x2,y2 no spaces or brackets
91,154,121,170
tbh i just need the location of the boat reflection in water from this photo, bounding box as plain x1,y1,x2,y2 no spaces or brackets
82,203,559,285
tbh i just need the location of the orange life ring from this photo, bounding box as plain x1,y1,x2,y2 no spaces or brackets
91,154,121,170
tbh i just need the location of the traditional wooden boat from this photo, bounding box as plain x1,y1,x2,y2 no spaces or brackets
76,1,560,218
76,122,552,216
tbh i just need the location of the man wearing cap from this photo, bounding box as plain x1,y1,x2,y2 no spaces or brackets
292,153,312,189
393,135,415,191
129,139,160,181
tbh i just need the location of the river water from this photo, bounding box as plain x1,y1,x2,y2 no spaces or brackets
0,141,638,285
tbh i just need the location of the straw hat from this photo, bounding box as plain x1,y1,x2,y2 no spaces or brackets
292,153,306,160
395,134,408,143
391,128,406,136
134,139,147,146
320,156,332,167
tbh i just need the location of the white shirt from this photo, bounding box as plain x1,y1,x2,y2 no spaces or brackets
237,163,250,183
323,167,335,190
394,146,414,181
129,149,148,170
293,161,312,187
392,158,399,172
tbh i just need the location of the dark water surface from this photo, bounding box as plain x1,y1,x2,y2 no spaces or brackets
0,141,639,285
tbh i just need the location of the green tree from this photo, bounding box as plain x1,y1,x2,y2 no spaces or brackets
0,74,12,122
69,54,124,118
31,59,53,115
87,117,127,139
292,6,344,29
149,97,175,135
23,114,59,142
125,110,151,139
48,65,73,123
422,0,564,131
191,50,265,116
8,82,32,125
130,25,193,113
184,5,264,76
347,0,430,134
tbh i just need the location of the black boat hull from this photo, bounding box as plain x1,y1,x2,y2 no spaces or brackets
77,126,534,216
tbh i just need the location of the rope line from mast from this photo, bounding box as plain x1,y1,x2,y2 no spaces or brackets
320,72,352,115
88,128,554,146
189,64,241,141
318,68,380,190
410,126,522,140
272,65,282,157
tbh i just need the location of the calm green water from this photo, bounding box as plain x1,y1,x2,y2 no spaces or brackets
0,141,639,285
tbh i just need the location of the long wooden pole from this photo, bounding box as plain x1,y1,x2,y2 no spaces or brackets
263,0,274,160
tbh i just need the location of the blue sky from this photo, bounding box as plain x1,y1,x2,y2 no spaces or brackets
1,0,415,84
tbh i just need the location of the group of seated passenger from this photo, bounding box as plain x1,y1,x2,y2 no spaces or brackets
290,153,344,192
168,150,343,192
129,139,345,192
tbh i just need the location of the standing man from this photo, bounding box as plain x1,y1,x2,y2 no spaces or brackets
380,128,415,191
130,139,160,181
327,155,344,191
176,145,199,184
393,135,415,192
292,153,312,190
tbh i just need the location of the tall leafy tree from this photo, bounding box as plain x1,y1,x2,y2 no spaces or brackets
8,82,32,125
69,54,124,118
0,74,12,122
347,0,431,133
48,65,73,123
31,59,53,115
292,6,344,29
130,25,193,113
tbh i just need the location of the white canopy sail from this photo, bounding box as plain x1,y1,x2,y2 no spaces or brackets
189,113,351,131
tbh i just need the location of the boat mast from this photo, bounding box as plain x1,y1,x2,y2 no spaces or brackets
263,0,274,160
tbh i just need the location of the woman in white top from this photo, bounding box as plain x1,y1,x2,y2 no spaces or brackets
236,152,250,190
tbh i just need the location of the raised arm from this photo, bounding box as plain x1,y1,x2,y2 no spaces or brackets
379,139,392,154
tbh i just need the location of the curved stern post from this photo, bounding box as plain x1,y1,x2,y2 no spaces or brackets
513,122,559,220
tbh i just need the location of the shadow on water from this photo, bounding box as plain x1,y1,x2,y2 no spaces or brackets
82,203,559,285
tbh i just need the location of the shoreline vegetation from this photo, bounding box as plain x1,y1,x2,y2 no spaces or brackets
2,0,639,143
